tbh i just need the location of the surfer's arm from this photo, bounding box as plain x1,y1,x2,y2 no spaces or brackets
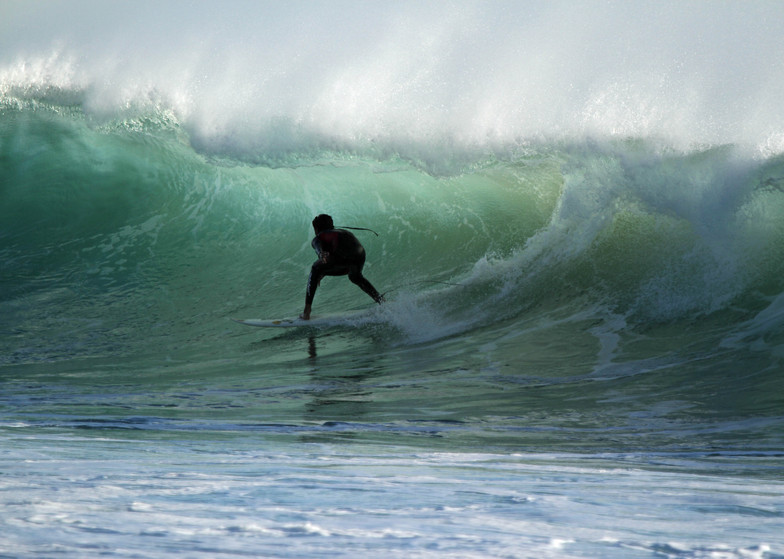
311,236,330,263
302,264,324,320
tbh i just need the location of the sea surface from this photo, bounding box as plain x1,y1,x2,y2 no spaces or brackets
2,1,784,557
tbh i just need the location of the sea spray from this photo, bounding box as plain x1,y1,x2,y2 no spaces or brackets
3,1,784,156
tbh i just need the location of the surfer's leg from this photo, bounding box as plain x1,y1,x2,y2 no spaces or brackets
348,269,383,304
306,261,349,311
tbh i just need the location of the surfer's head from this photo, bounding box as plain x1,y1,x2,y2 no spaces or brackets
312,214,334,233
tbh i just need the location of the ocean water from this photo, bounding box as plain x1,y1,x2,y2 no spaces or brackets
2,1,784,557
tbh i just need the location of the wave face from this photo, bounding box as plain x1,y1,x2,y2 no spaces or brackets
2,1,784,452
3,100,784,389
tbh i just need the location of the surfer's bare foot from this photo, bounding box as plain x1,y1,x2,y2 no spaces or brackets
300,306,311,320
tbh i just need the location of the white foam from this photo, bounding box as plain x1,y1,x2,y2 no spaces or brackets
722,292,784,351
371,292,473,344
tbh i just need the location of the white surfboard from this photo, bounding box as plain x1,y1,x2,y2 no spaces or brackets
231,310,367,328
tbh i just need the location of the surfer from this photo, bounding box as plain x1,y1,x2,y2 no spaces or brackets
301,214,383,320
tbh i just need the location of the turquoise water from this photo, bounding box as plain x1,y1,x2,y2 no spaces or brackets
2,1,784,557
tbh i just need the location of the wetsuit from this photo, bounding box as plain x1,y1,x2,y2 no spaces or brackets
305,228,383,307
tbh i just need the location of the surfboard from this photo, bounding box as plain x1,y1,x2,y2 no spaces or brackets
233,317,315,328
231,310,366,328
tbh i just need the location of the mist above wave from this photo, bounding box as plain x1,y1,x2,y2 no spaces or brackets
2,1,784,156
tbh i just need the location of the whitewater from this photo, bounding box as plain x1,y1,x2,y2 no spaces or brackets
2,1,784,557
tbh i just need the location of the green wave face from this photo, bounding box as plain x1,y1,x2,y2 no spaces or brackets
3,104,784,364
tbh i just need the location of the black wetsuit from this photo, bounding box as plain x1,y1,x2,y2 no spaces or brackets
305,228,382,307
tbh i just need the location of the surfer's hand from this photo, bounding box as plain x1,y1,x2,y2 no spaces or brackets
318,251,330,264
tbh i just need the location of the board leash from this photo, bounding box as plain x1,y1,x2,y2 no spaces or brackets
337,225,379,236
